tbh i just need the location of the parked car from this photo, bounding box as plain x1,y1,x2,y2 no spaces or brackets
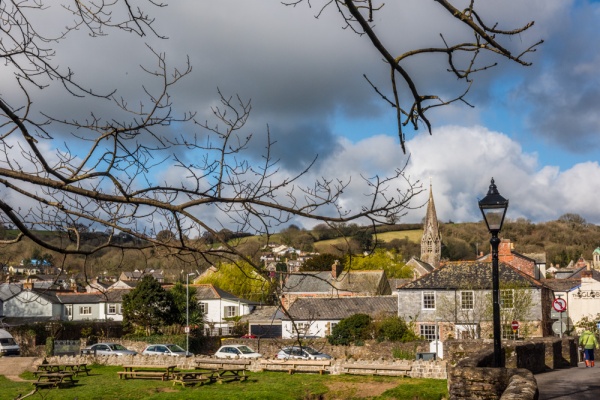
240,333,257,339
276,346,332,360
142,344,192,357
0,329,20,356
82,342,137,356
214,344,262,359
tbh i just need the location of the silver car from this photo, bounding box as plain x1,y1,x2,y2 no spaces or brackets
83,342,137,356
142,343,192,357
277,346,331,360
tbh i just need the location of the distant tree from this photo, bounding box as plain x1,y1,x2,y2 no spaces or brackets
156,230,175,242
442,237,474,260
301,254,341,272
352,229,374,253
558,213,587,226
346,249,412,279
122,276,177,335
328,314,373,346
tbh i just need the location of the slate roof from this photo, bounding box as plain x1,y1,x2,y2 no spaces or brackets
239,306,285,323
192,284,257,304
398,261,543,290
283,296,397,321
540,278,580,292
283,270,389,295
55,293,103,304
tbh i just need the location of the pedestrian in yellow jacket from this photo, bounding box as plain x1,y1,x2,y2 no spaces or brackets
579,330,599,367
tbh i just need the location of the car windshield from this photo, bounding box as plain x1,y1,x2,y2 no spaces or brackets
237,346,255,354
302,347,319,355
166,344,185,352
110,344,127,350
0,338,16,345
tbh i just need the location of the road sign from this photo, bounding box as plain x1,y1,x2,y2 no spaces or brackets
552,320,567,335
553,298,567,312
511,320,519,331
184,326,190,333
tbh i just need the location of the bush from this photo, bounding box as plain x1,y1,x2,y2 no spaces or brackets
374,316,419,343
328,314,372,346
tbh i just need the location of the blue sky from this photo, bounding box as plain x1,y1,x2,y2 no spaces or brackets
4,0,600,232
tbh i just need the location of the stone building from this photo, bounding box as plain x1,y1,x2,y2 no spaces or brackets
397,261,553,340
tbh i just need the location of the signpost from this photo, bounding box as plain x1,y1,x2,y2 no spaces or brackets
511,320,519,332
552,297,567,338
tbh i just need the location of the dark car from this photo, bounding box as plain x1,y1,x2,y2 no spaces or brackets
276,346,332,360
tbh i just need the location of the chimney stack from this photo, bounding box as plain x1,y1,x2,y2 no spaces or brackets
331,260,342,279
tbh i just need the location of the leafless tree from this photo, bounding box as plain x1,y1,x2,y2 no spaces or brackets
0,1,419,284
285,0,542,152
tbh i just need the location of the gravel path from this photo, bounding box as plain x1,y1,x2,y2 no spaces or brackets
0,357,39,381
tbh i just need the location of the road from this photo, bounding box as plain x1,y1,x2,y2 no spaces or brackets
537,362,600,400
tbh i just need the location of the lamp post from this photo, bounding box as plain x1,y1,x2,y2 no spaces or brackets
478,178,509,368
186,272,197,354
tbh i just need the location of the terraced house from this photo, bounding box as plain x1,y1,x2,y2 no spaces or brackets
397,261,553,342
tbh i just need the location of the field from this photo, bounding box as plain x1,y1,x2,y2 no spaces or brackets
313,230,422,254
4,365,448,400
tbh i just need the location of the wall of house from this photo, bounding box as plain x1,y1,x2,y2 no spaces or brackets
281,320,337,339
3,292,54,317
566,275,600,327
398,288,546,338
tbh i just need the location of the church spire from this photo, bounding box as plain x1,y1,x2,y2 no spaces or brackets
421,181,442,268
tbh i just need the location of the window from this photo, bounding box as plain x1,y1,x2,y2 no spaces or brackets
108,304,117,314
420,324,437,341
80,306,92,315
65,305,72,317
422,291,436,310
500,289,514,309
502,324,518,340
199,302,208,314
461,291,474,310
294,322,310,335
224,305,237,317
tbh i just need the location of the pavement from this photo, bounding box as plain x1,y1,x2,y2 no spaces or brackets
536,362,600,400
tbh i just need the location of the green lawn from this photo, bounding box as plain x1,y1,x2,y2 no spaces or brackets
4,365,448,400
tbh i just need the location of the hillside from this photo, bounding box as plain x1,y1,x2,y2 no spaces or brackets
1,218,599,279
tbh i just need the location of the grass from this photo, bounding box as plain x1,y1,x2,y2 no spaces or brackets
4,365,448,400
313,230,422,254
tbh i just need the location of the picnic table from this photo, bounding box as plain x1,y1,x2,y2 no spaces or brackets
35,363,90,376
171,370,210,387
195,366,247,384
117,365,177,381
33,372,77,389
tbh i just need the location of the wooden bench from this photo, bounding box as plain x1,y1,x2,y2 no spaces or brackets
341,363,412,376
259,359,331,375
117,371,168,380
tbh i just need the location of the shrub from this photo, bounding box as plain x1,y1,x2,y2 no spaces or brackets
328,314,372,346
375,316,419,342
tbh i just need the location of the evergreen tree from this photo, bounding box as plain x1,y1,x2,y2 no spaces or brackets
122,276,177,335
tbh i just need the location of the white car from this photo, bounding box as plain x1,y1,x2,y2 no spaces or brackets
142,344,192,357
214,344,262,359
277,346,332,360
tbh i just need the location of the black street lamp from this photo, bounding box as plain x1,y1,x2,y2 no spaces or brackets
478,178,509,368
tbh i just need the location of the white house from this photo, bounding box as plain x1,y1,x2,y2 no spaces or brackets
192,284,257,336
281,296,397,339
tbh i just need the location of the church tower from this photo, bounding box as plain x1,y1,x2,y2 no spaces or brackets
421,183,442,268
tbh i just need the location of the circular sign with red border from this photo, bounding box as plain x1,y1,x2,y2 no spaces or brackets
552,298,567,312
511,320,519,331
